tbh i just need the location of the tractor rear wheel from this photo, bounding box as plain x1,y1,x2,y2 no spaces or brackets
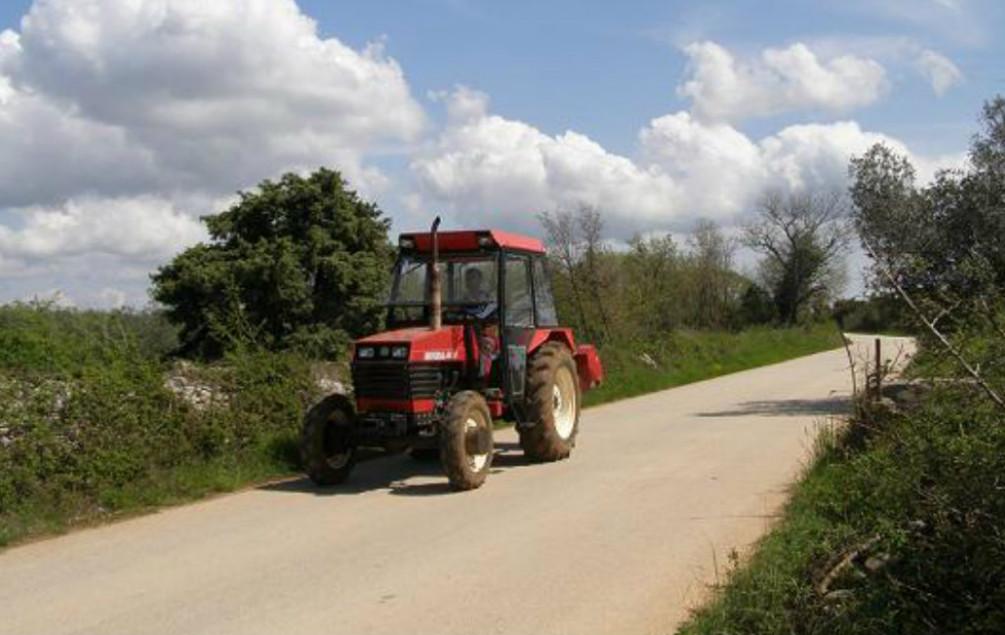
440,391,494,490
519,342,580,462
301,394,356,486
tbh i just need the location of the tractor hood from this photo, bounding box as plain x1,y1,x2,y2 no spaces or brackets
353,326,467,363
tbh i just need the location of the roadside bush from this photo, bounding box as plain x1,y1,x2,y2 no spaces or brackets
680,384,1005,635
0,303,178,374
0,316,321,545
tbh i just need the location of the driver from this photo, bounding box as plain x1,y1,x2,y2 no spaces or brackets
463,268,491,304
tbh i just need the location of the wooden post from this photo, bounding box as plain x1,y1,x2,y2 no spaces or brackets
874,337,882,400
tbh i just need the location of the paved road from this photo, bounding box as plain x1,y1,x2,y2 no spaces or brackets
0,336,913,635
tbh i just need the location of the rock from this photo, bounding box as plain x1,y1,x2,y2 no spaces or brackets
163,364,229,411
311,362,347,395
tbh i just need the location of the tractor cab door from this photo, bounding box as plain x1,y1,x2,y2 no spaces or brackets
500,253,536,416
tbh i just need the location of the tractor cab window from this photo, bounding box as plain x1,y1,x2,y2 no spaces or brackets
388,254,499,324
504,255,534,328
532,257,559,326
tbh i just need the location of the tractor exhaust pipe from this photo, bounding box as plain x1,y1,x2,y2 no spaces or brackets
429,216,442,330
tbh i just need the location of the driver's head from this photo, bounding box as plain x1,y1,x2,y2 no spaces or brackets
464,268,484,298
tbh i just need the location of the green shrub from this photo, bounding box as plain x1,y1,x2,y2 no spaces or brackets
679,385,1005,635
0,331,321,545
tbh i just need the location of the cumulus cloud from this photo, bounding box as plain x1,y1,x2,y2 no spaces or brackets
0,0,425,306
412,88,945,238
0,0,424,203
0,196,207,262
411,89,681,234
678,41,888,122
915,49,964,95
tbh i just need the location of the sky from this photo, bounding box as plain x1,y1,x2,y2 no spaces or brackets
0,0,1002,308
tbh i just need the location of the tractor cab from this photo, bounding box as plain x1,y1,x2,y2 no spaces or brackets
300,222,604,491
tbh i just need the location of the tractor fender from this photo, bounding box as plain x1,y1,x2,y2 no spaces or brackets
527,328,575,355
573,344,604,392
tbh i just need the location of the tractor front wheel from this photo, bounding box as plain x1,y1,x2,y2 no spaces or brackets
440,391,494,490
301,394,357,486
519,342,580,462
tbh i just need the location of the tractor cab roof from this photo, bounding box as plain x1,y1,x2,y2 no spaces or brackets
398,229,545,255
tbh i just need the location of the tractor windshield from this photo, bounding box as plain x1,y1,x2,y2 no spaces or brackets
389,254,498,308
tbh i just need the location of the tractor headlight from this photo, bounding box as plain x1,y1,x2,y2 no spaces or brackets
391,345,409,359
357,346,375,359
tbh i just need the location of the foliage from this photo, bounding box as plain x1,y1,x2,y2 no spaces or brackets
739,283,777,326
0,304,321,547
832,295,913,335
585,324,841,407
850,96,1005,404
0,302,177,374
678,386,1005,635
541,208,756,340
744,190,852,325
151,168,393,359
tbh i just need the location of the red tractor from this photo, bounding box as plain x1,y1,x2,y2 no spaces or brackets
300,219,604,490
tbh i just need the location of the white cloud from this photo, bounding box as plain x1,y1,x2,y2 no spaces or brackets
807,35,965,97
412,88,951,238
411,88,680,234
915,49,964,95
678,41,888,122
0,195,207,262
97,288,128,309
0,0,425,305
1,0,424,204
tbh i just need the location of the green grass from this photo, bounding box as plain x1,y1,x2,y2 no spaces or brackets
585,324,843,407
0,433,300,547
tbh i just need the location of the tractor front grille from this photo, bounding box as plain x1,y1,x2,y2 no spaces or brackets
351,361,445,400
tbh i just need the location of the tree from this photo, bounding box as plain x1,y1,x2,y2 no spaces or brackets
739,283,775,326
688,219,738,328
850,96,1005,409
743,190,851,325
623,233,683,332
151,168,393,358
577,206,613,340
539,209,592,340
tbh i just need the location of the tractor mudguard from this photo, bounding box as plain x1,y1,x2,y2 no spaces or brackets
574,344,604,392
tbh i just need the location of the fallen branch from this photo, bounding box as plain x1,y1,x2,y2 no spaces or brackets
815,534,881,597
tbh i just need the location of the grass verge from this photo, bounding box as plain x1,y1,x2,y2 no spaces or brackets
586,324,842,406
677,384,1005,635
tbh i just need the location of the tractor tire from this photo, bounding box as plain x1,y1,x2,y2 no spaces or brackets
439,391,494,491
519,342,580,462
300,394,356,486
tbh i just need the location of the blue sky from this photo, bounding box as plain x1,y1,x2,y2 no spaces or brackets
0,0,1002,306
312,0,998,154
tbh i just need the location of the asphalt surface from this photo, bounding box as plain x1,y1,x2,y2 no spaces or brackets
0,335,913,635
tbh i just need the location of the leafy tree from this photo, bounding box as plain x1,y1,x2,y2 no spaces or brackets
850,96,1005,407
851,98,1005,308
739,283,776,326
152,168,393,358
687,219,739,329
623,233,683,332
744,190,851,325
